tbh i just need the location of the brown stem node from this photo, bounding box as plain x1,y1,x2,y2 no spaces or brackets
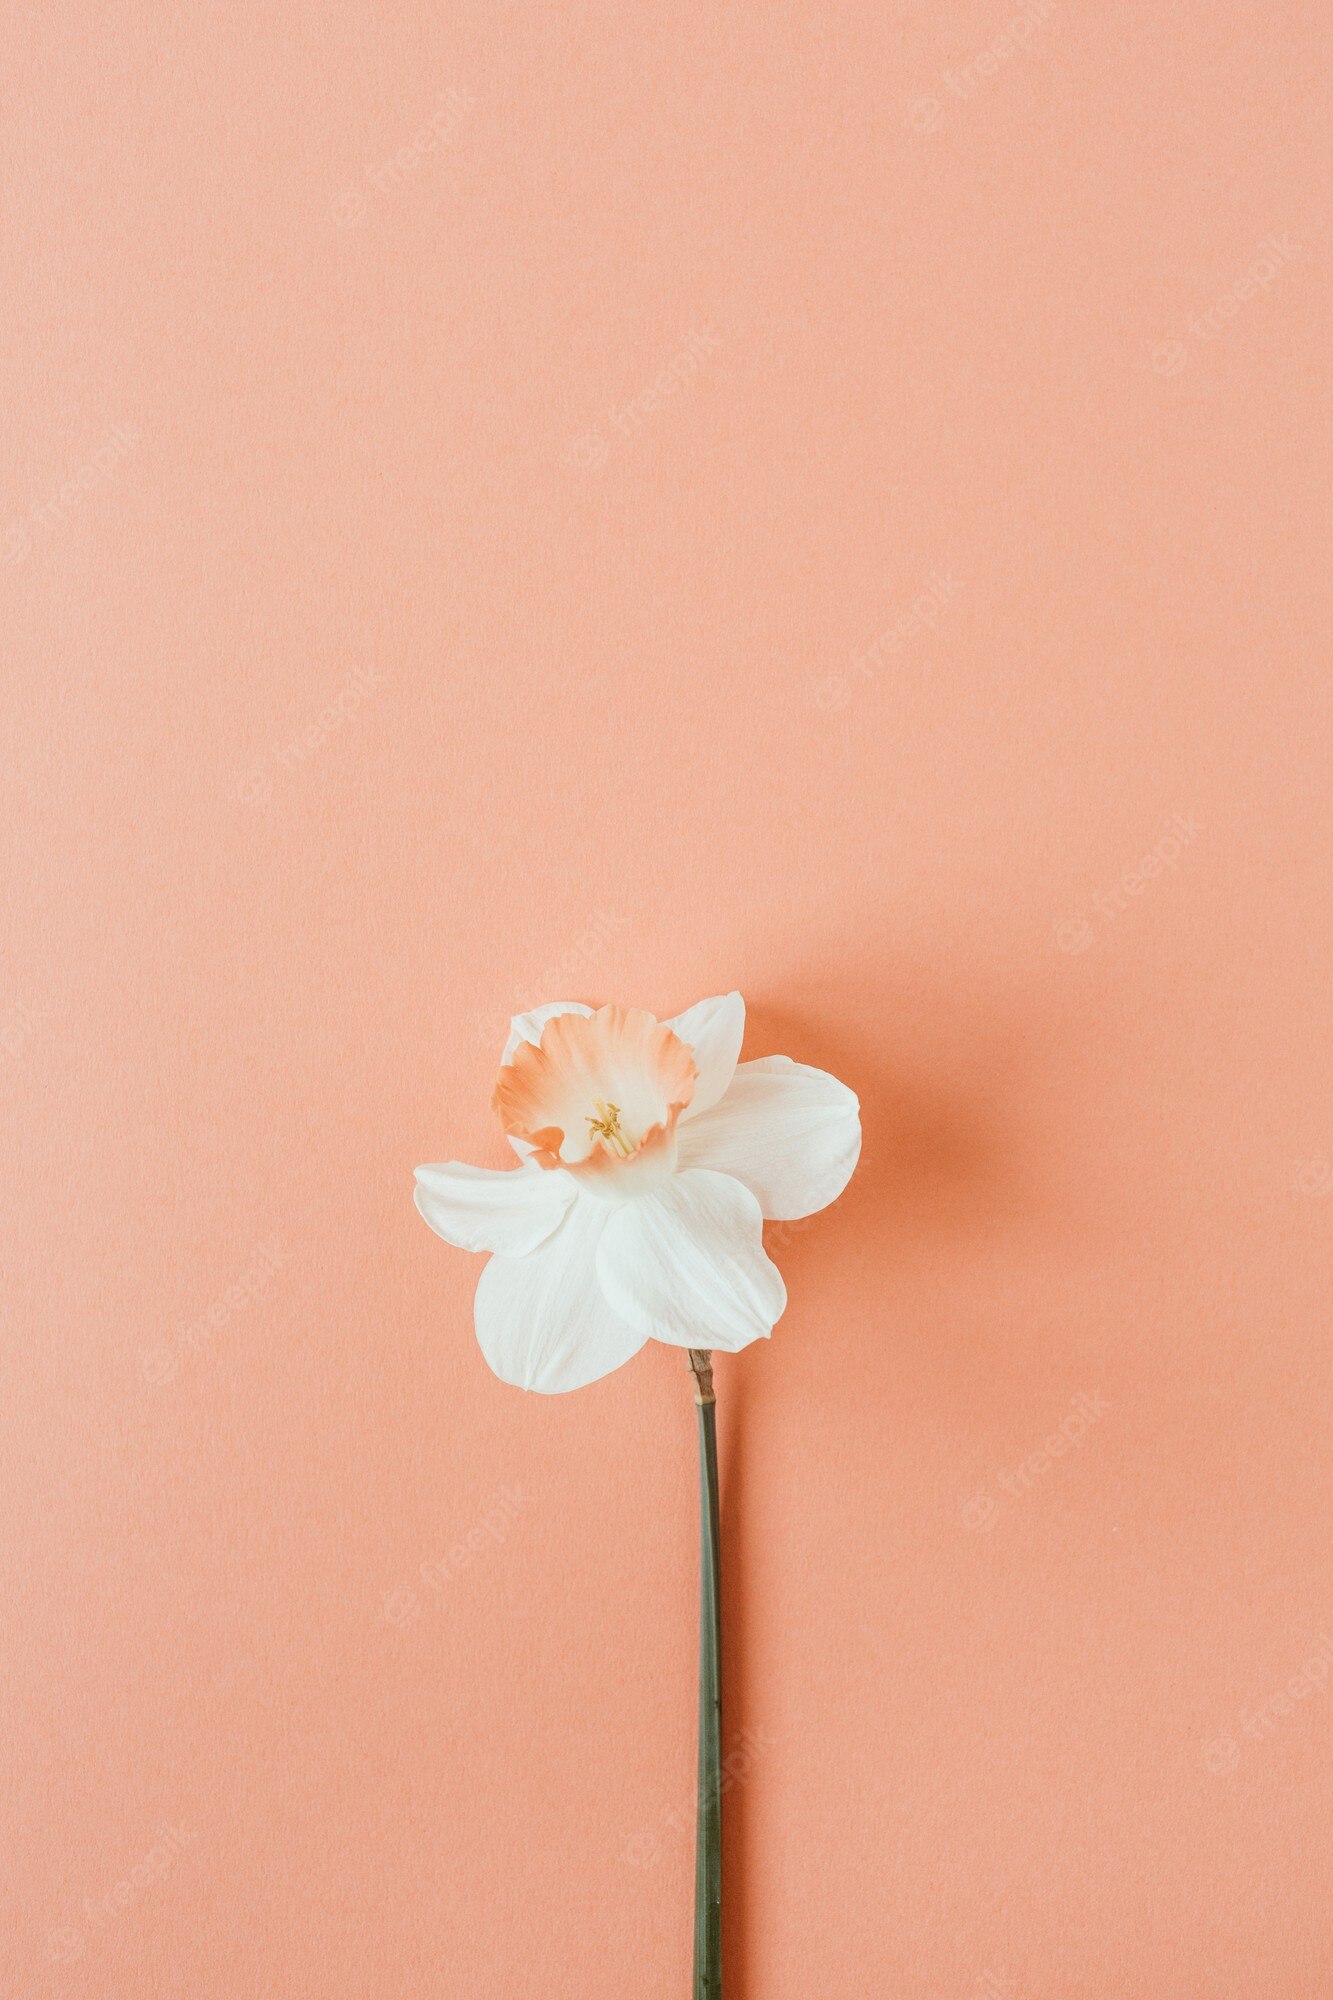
687,1348,715,1406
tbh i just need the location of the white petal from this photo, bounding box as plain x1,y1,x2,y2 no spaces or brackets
595,1167,785,1351
414,1161,575,1255
501,1000,594,1067
675,1056,861,1220
663,992,746,1119
473,1197,647,1392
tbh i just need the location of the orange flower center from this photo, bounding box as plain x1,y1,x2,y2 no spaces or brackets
493,1006,697,1181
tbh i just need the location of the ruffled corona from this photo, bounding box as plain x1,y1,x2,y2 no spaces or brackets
492,1004,697,1182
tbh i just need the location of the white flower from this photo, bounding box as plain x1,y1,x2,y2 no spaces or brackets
414,994,861,1392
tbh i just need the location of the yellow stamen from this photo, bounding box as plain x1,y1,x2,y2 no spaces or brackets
586,1099,632,1158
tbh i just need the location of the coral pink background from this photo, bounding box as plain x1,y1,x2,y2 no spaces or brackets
4,3,1330,1994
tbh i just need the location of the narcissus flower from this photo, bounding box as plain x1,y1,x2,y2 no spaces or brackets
414,993,860,1392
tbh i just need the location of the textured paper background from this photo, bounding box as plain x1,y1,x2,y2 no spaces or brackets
3,3,1330,1994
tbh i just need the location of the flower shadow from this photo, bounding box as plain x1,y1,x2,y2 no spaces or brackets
743,989,1022,1298
713,979,1045,1994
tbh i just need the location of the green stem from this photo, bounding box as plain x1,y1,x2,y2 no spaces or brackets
689,1348,721,2000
